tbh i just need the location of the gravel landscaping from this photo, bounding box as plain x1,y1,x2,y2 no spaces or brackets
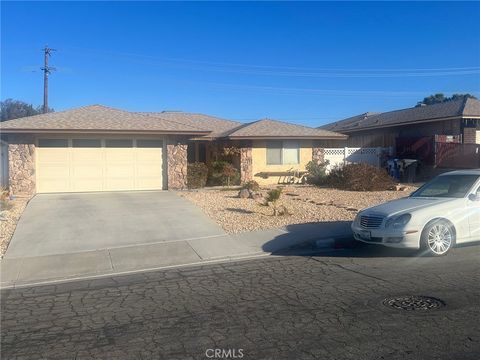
0,196,31,258
178,185,418,233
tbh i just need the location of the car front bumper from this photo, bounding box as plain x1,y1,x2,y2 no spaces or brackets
351,224,421,249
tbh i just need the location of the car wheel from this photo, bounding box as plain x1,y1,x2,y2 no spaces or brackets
421,220,455,256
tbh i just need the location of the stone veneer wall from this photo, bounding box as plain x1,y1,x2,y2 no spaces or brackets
312,147,325,165
239,141,253,183
7,134,36,195
167,136,188,189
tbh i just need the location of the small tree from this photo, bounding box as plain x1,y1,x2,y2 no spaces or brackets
265,188,283,216
1,98,53,121
415,93,477,107
222,163,237,187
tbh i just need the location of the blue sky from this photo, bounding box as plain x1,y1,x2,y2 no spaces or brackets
1,1,479,126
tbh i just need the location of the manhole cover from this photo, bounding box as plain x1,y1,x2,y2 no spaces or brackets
382,296,445,311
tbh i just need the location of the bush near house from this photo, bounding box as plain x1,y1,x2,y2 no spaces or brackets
325,163,396,191
208,160,240,186
305,160,329,185
187,162,209,189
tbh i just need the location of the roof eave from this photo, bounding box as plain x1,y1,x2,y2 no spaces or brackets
0,129,211,135
226,135,348,140
334,115,470,133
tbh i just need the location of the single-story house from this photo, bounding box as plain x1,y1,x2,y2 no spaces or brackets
319,98,480,147
319,98,480,168
0,104,346,195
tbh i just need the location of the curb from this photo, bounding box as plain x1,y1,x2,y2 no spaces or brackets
0,252,272,290
283,235,356,253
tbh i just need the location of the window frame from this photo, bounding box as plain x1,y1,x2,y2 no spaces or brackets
266,140,300,165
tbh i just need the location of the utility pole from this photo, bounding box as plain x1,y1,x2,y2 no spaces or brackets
41,45,56,113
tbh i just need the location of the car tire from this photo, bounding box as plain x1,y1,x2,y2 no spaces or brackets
420,219,455,256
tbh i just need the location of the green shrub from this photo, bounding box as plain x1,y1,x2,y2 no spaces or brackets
208,161,240,186
324,163,395,191
187,162,209,189
305,160,329,185
265,187,284,216
242,180,260,192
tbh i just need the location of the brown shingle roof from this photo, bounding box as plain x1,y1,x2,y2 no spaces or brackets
0,104,348,140
142,111,242,138
225,118,348,139
464,97,480,117
0,105,210,134
321,98,480,133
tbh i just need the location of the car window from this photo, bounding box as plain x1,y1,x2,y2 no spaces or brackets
411,175,479,198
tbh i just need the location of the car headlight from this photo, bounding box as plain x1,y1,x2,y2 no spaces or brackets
354,212,361,225
385,214,412,229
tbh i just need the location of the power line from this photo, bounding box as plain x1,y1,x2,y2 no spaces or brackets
41,45,56,113
63,46,480,78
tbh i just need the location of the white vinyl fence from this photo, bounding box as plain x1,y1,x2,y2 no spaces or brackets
324,147,393,171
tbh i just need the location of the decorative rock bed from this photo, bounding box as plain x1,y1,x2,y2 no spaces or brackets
178,185,418,233
0,196,31,258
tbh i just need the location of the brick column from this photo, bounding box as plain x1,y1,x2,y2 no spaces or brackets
8,134,36,196
239,140,253,183
166,136,188,190
312,147,325,164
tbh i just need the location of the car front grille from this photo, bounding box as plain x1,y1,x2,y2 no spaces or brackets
360,215,384,229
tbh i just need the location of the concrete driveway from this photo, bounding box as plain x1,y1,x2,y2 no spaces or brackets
5,191,226,258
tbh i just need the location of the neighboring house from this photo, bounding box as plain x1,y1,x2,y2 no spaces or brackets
0,104,346,195
320,98,480,147
320,98,480,168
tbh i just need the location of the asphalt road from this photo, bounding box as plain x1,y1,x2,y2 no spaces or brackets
1,244,479,360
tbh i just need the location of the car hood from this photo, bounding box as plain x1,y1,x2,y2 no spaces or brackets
362,197,455,216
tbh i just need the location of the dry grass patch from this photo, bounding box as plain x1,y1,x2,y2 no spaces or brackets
178,185,418,233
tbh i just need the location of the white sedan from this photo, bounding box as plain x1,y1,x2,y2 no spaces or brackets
352,170,480,256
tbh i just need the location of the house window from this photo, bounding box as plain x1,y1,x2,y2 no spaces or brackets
136,139,163,148
72,139,101,148
38,139,68,147
266,140,300,165
105,139,133,148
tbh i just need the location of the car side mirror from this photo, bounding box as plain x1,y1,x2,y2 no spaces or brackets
468,194,480,202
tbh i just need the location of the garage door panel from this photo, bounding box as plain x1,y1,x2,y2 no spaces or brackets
104,178,136,191
38,149,70,163
37,164,70,178
38,178,71,193
71,165,104,178
105,165,135,177
137,165,162,177
136,178,163,190
72,149,103,162
105,148,135,160
37,138,164,193
71,178,104,192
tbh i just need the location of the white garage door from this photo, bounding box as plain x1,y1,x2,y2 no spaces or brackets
36,138,164,193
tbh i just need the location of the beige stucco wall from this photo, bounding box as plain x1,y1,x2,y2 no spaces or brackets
251,139,313,185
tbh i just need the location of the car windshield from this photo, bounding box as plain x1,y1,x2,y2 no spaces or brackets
411,174,479,199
